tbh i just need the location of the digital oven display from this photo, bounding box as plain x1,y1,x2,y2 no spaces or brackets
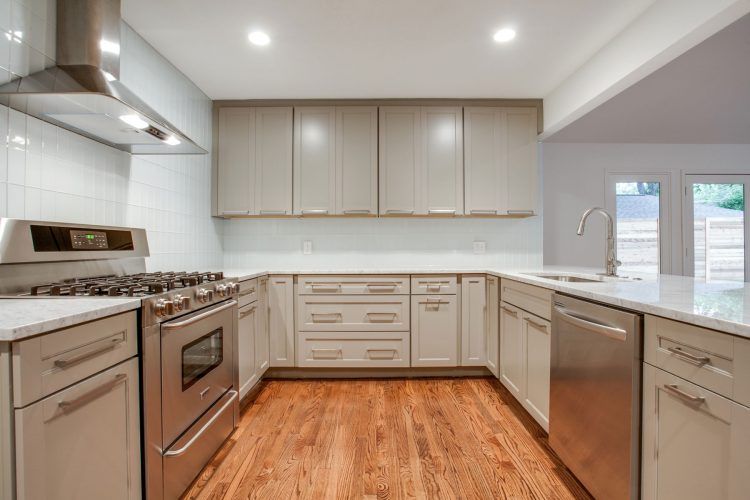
70,230,109,250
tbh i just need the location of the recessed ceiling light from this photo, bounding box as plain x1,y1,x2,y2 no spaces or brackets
493,28,516,43
163,136,181,146
248,31,271,46
119,114,149,129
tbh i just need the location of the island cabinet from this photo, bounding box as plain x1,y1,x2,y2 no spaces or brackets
293,106,378,216
642,315,750,500
216,106,293,216
464,107,538,216
379,106,463,216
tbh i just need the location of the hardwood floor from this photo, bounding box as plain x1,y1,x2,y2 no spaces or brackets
182,378,591,500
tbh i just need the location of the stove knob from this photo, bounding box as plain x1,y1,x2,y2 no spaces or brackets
231,282,240,294
173,294,188,311
180,295,191,309
155,298,174,317
216,284,227,297
197,288,209,303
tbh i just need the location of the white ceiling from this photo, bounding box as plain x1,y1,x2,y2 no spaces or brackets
545,13,750,144
121,0,655,100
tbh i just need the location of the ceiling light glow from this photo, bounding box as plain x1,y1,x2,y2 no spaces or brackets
163,136,181,146
248,31,271,46
493,28,516,43
119,114,149,129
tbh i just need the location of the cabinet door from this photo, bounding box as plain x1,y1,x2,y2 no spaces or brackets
642,364,750,500
422,107,463,215
486,276,499,377
15,358,141,500
294,107,336,215
238,302,258,399
411,295,458,367
464,107,505,215
268,275,295,367
505,108,538,214
379,107,421,215
255,107,293,215
217,107,254,216
336,106,378,215
461,275,486,366
256,277,270,375
499,301,524,399
523,313,550,430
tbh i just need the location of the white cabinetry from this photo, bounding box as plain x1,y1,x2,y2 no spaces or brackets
256,276,270,375
294,107,336,215
268,275,295,367
522,313,551,428
461,275,486,366
336,107,378,215
499,302,524,400
464,107,538,215
216,107,293,216
486,276,499,377
238,300,258,399
379,106,463,215
411,295,458,367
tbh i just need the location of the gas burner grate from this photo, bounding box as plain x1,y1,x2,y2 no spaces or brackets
27,271,226,297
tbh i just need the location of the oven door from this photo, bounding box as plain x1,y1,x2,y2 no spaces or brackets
161,299,236,447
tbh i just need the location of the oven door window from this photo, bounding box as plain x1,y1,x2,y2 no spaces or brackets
181,327,223,390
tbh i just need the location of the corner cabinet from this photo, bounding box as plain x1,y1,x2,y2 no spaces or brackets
379,106,463,216
464,107,538,216
216,107,293,216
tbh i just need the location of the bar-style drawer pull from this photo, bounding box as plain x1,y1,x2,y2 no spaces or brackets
501,305,518,317
366,283,398,290
56,373,127,415
385,209,415,215
666,346,711,366
239,305,256,319
239,287,256,297
310,283,342,292
366,349,397,360
311,312,343,323
428,209,456,214
54,332,127,369
343,209,371,214
421,297,449,305
301,209,328,215
259,210,287,215
470,209,497,215
366,312,398,322
312,348,342,359
507,210,535,215
664,384,705,404
525,318,548,331
221,210,250,216
421,282,444,291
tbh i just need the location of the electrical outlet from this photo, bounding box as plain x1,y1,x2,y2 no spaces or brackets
473,241,486,254
303,240,312,255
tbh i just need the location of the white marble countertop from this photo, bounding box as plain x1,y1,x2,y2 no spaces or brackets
0,297,142,341
222,266,750,339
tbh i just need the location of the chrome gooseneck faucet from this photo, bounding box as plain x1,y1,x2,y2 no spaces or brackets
576,207,621,277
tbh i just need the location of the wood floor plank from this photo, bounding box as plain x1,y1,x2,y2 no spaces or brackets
184,378,592,500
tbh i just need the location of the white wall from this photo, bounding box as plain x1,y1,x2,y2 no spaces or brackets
223,217,542,269
542,143,750,273
0,0,223,271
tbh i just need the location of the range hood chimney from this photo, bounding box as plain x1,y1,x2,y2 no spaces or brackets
0,0,206,154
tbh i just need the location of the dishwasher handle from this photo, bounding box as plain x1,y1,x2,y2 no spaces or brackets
554,305,628,341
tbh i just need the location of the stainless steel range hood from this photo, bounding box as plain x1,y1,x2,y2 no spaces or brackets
0,0,206,155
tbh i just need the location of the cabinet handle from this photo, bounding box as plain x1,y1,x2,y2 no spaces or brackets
301,209,328,215
239,305,256,319
310,283,342,292
470,209,497,215
507,210,535,216
366,349,397,360
500,305,517,317
54,333,126,369
312,348,342,359
428,209,456,214
663,384,705,405
385,209,415,215
343,209,371,214
56,373,127,415
239,288,256,297
366,312,398,322
666,346,711,366
221,210,250,216
259,210,287,215
311,312,342,323
366,283,398,290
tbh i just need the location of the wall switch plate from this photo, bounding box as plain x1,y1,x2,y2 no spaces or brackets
473,241,486,254
303,240,312,255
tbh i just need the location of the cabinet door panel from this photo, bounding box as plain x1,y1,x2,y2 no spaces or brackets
523,313,550,430
464,107,505,215
217,107,254,215
268,275,295,367
255,107,293,215
294,107,336,214
422,107,463,215
506,108,537,213
461,275,486,366
411,295,458,367
486,276,500,377
256,277,270,375
379,107,421,215
238,303,258,399
500,302,523,399
336,106,378,215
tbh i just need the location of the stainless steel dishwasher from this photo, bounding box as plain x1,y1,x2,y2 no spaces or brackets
550,293,643,500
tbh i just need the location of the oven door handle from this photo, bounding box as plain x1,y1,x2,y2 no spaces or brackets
163,390,238,458
162,300,237,330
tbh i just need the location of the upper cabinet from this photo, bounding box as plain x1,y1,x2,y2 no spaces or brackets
336,107,378,215
216,107,293,216
294,107,336,215
379,106,463,216
464,107,538,215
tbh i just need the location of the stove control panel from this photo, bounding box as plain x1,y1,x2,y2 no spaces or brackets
151,281,239,320
70,230,108,249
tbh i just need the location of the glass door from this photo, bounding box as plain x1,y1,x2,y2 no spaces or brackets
684,175,749,282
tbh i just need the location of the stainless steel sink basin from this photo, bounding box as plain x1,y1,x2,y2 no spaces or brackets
532,274,605,283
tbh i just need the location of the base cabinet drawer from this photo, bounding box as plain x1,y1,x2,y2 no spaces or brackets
238,278,258,307
298,275,410,295
297,295,409,332
411,275,458,295
297,333,409,367
500,279,552,321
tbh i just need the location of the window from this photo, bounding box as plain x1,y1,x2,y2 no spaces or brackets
606,174,671,275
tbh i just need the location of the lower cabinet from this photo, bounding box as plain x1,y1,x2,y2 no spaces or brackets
642,363,750,500
461,275,487,366
411,295,458,366
268,275,295,367
256,276,270,374
486,276,499,377
499,300,551,430
298,332,409,367
238,301,259,399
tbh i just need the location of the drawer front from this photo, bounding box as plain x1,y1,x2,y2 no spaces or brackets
298,332,409,367
298,295,409,332
13,311,138,408
500,279,552,320
298,275,410,295
645,315,746,403
238,278,258,307
411,275,458,295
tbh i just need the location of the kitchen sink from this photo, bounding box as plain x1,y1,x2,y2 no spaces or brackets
532,274,605,283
